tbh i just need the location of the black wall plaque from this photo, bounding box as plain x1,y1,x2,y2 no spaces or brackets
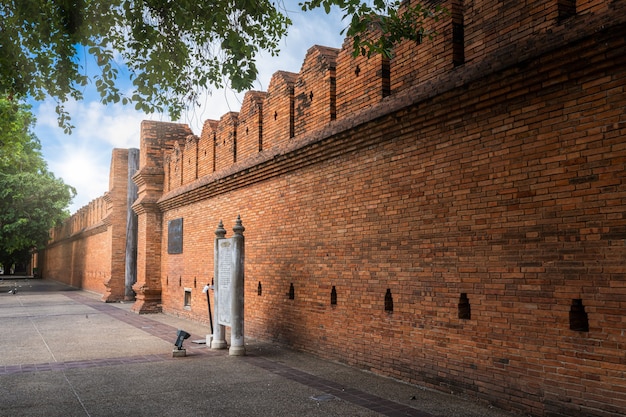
168,218,183,254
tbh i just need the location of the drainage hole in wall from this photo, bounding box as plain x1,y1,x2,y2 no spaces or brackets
384,289,393,313
569,298,589,332
458,293,471,320
288,283,295,300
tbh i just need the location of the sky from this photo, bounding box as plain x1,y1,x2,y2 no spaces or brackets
32,7,346,213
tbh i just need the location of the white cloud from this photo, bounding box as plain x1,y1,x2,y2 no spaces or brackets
34,98,150,212
47,145,110,211
74,101,144,149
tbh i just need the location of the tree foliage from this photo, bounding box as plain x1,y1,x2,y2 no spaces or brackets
0,1,444,132
301,1,445,58
0,97,76,271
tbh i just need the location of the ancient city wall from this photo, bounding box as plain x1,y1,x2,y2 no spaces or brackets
43,148,138,301
44,1,626,416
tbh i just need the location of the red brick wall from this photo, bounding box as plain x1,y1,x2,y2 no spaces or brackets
155,4,626,416
237,91,266,159
139,121,192,172
464,0,559,63
198,120,218,177
262,71,297,148
165,141,183,192
43,224,110,292
294,45,339,135
162,29,626,411
336,28,389,119
105,148,133,300
43,148,131,300
572,0,609,16
131,121,193,313
182,135,199,185
215,112,238,170
45,2,626,415
392,0,461,92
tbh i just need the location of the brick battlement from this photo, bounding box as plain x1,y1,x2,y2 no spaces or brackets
161,0,623,195
49,194,108,242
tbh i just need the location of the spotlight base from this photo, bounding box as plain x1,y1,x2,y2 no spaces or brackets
172,349,187,357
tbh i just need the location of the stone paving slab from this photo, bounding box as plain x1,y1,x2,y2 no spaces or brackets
0,278,522,417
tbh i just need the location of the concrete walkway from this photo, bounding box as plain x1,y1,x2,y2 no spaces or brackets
0,278,521,417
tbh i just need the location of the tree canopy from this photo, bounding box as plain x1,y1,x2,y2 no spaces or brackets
0,97,76,272
0,0,444,132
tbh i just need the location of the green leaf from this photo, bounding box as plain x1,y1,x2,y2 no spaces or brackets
1,0,445,132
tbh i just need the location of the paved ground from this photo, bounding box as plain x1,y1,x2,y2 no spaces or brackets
0,277,522,417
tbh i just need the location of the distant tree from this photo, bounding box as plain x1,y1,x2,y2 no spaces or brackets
0,97,76,273
0,0,444,132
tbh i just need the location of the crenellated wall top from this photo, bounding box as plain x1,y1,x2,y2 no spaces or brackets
50,0,622,219
156,1,622,194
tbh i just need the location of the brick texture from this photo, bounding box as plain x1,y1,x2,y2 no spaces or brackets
43,2,626,415
43,149,131,301
262,71,297,148
336,27,390,119
294,45,339,136
198,119,218,178
132,121,193,313
182,134,199,185
392,0,461,92
238,91,266,158
215,112,239,170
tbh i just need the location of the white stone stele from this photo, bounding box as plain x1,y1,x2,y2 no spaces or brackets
211,218,246,356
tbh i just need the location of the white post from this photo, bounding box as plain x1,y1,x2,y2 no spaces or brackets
229,216,245,356
211,220,227,349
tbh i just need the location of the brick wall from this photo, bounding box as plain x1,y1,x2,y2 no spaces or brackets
215,112,239,171
182,135,199,185
336,28,390,118
392,0,462,92
262,71,297,147
44,1,626,415
132,121,193,313
43,148,133,301
104,148,133,300
238,91,266,158
164,142,178,193
294,45,338,135
198,119,218,178
43,223,109,292
155,3,626,415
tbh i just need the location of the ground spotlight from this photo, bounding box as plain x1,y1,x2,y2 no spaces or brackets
174,329,191,350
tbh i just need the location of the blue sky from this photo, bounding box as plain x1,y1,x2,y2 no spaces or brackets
32,8,345,213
